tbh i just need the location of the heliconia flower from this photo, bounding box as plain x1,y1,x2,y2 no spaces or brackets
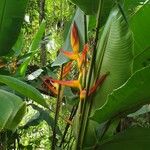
62,61,73,78
51,78,82,91
71,22,79,53
61,49,79,60
80,73,108,100
61,44,89,70
77,44,89,69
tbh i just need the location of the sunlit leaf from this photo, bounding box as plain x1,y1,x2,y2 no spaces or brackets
0,75,49,108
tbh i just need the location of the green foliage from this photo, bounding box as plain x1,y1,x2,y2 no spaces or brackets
91,66,150,123
132,47,150,73
99,127,150,150
93,6,133,109
0,0,150,149
130,2,150,55
0,75,48,108
0,0,28,56
22,104,62,136
18,21,46,76
0,89,25,131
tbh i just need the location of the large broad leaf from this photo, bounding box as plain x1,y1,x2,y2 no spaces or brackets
91,66,150,123
99,127,150,150
81,6,133,148
130,2,150,55
0,0,28,56
92,6,133,110
0,75,49,108
0,89,25,131
52,8,85,67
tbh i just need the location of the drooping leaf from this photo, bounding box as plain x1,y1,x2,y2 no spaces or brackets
0,89,25,131
99,127,150,150
70,0,115,17
91,66,150,123
0,0,28,56
0,75,49,108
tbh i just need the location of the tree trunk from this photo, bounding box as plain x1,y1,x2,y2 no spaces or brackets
39,0,46,67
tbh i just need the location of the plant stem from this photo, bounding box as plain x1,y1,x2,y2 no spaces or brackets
59,105,77,147
76,1,104,149
51,65,63,150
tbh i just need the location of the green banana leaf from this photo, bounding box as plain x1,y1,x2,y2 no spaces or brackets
93,6,133,110
81,6,133,148
91,66,150,123
0,0,28,56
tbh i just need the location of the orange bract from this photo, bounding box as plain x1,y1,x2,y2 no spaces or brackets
80,74,108,100
61,49,79,60
71,22,79,53
51,79,82,91
62,61,73,78
42,22,108,101
77,44,89,69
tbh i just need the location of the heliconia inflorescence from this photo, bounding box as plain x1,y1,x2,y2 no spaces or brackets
43,22,108,100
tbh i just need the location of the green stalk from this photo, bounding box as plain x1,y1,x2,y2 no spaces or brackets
75,1,104,149
51,65,63,150
59,105,77,147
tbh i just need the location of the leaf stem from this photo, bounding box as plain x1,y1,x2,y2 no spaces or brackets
51,65,63,150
